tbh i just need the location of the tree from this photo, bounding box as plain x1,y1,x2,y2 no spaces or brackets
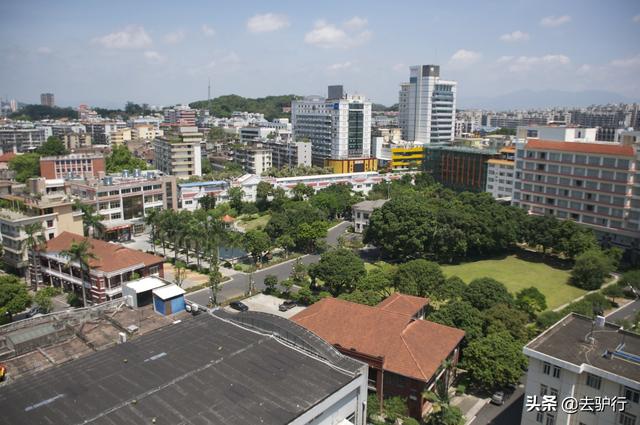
106,145,148,173
173,261,188,287
570,249,614,290
428,301,484,342
61,238,97,307
294,221,328,253
423,381,465,425
208,265,222,307
381,397,409,423
9,153,41,182
256,181,273,211
80,205,106,239
359,268,393,296
242,230,271,266
276,234,295,258
463,278,513,311
434,276,466,302
228,187,244,212
37,136,68,156
23,222,45,288
279,278,294,296
393,259,445,297
290,257,308,286
34,287,61,313
201,157,214,175
0,274,32,322
463,331,527,390
199,195,217,211
309,248,365,296
483,303,529,342
620,269,640,290
264,275,278,293
291,183,314,201
515,287,547,319
603,284,625,304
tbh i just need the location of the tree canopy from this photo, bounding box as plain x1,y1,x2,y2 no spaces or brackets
189,94,297,121
309,248,366,296
463,278,513,311
9,153,41,182
106,145,148,173
0,274,32,321
570,249,615,290
393,259,445,298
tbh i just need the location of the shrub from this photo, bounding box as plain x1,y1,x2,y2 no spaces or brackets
233,264,243,271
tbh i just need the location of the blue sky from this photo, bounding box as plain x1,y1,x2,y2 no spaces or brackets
1,0,639,108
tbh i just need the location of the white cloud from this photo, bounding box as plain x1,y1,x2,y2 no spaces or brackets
610,54,640,69
327,61,353,71
343,16,367,30
164,30,185,44
633,15,640,23
499,54,570,72
500,30,530,42
36,46,52,55
247,13,290,33
540,15,571,27
449,49,482,67
304,17,372,48
201,24,215,37
144,50,166,64
93,25,152,49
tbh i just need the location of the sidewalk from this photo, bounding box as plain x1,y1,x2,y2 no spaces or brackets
451,394,488,425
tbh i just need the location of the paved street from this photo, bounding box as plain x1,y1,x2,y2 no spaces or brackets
471,376,526,425
606,298,640,323
185,221,350,307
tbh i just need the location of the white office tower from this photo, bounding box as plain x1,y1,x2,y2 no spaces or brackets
292,86,372,166
398,65,457,143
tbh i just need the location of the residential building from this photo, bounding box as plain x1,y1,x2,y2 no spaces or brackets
618,130,640,146
83,122,126,145
521,313,640,425
2,311,369,425
511,139,640,249
39,154,105,179
109,127,132,145
423,145,499,192
293,295,464,418
30,232,164,303
40,92,55,107
570,109,631,142
516,125,598,142
486,146,516,201
68,171,177,240
240,126,277,144
0,124,47,152
292,86,372,167
398,65,457,143
178,180,228,211
0,192,83,275
153,127,203,178
232,144,272,175
163,105,197,127
63,132,92,150
263,139,313,168
352,199,388,233
132,124,164,141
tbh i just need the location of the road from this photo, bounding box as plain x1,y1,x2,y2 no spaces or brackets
606,298,640,323
185,221,350,307
471,376,526,425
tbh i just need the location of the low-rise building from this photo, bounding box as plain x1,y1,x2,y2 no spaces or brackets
39,154,105,179
232,144,272,175
391,145,424,171
154,127,203,178
293,295,464,419
178,180,228,210
63,132,92,150
31,231,165,303
521,313,640,425
352,199,388,233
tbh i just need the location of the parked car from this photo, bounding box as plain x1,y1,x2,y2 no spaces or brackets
26,305,42,318
229,301,249,312
279,300,296,312
491,390,505,405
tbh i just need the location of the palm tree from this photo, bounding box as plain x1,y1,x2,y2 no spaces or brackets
82,206,106,239
423,364,464,425
23,222,46,288
145,209,159,255
61,238,97,307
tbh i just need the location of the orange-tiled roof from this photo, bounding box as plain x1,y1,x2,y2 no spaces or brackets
45,232,164,273
487,159,515,166
222,214,235,223
525,140,635,156
292,297,464,382
0,152,17,162
500,146,516,153
376,293,428,316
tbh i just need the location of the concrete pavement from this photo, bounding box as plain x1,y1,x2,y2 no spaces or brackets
185,221,351,307
606,298,640,323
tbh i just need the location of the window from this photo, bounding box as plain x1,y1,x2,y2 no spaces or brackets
46,220,54,228
625,387,640,403
586,373,601,389
543,362,551,375
540,384,548,396
545,413,556,425
620,413,637,425
552,366,561,378
536,412,544,423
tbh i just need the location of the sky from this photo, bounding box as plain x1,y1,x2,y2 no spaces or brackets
1,0,639,108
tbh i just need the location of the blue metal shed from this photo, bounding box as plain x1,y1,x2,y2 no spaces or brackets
152,284,186,316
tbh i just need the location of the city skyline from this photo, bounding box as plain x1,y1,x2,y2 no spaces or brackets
0,0,639,108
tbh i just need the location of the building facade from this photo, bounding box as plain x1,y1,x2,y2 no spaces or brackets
352,199,388,233
263,139,312,168
423,145,499,192
486,146,516,201
39,154,105,179
232,144,272,175
153,127,203,178
0,124,47,152
40,93,55,107
398,65,457,143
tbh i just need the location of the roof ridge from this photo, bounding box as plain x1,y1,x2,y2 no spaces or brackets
400,322,429,381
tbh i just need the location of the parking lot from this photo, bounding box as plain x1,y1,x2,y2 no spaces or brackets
224,294,306,318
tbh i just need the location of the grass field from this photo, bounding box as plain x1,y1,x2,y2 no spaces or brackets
440,254,585,310
237,214,271,232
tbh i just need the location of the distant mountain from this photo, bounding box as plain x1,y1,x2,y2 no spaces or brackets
459,90,639,110
190,94,299,121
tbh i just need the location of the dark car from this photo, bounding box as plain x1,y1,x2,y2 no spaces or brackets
278,300,296,312
229,301,249,312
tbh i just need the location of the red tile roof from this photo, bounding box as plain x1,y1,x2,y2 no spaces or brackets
0,152,17,162
376,293,429,317
292,297,464,382
525,140,635,157
45,232,164,273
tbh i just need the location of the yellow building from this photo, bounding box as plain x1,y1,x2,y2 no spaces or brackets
109,128,132,146
325,158,378,174
391,146,424,170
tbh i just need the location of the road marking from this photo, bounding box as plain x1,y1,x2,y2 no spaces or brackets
25,394,65,412
143,352,167,362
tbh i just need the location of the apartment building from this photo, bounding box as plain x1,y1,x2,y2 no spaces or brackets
239,126,276,144
517,125,598,142
133,124,164,141
423,145,499,192
292,85,372,167
0,192,83,275
39,154,105,179
398,65,457,143
163,105,196,127
68,171,177,241
40,93,55,107
153,127,203,178
232,144,272,175
486,146,516,200
31,232,165,303
0,124,47,152
83,122,126,145
512,139,639,248
63,132,92,150
178,180,228,211
109,127,132,145
521,313,640,425
263,139,312,168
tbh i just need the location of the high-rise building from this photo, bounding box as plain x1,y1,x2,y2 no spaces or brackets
398,65,457,143
40,93,55,107
292,86,372,168
153,127,203,178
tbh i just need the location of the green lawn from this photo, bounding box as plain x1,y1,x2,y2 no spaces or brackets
237,214,271,232
440,255,585,310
